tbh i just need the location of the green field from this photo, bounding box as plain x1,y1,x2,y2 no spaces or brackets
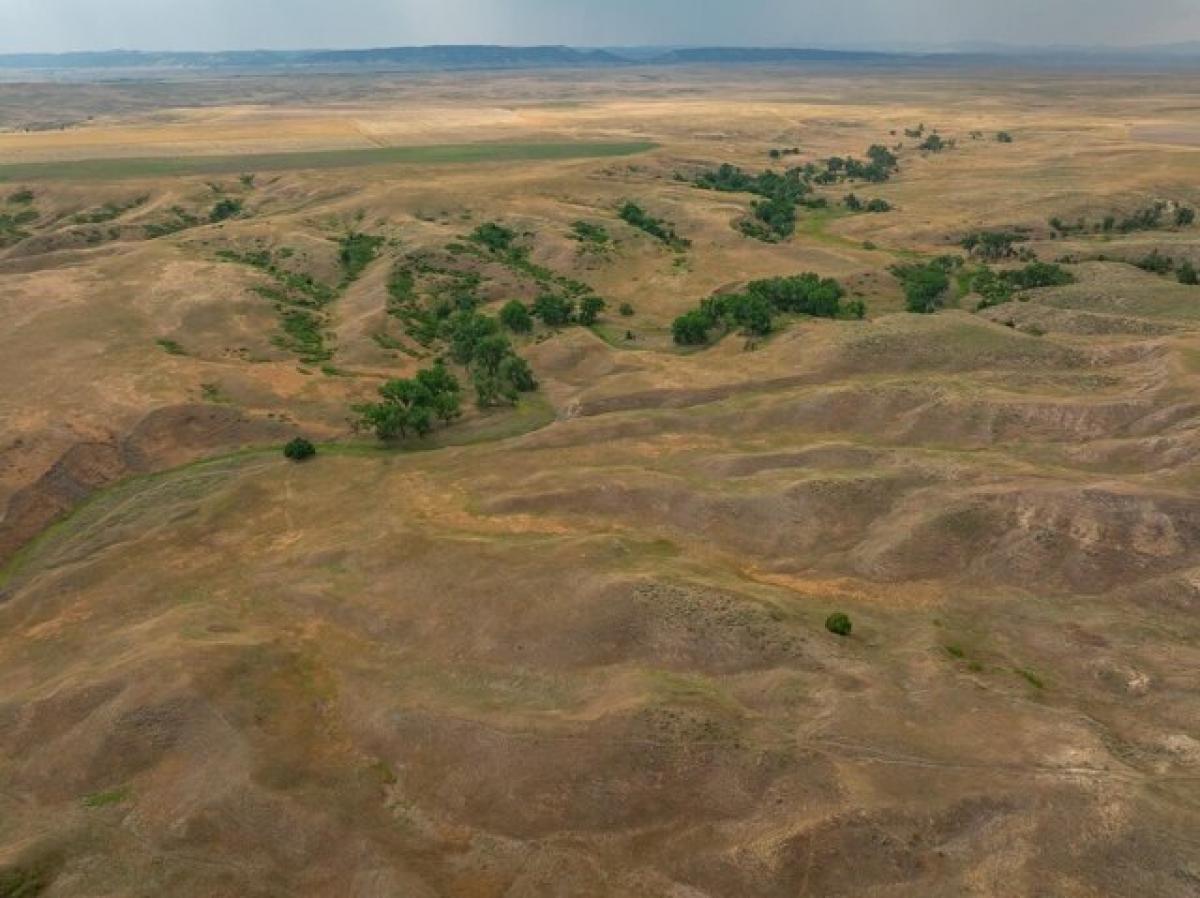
0,140,658,182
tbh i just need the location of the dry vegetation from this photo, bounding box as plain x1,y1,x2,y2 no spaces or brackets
1,65,1200,897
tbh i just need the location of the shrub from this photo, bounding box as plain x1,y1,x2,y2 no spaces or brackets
499,299,533,333
619,201,689,249
1179,261,1198,285
283,437,317,461
469,222,517,252
1177,206,1196,227
570,220,609,245
210,197,243,222
825,613,853,637
1136,250,1174,275
996,131,1014,143
337,232,385,282
619,302,635,317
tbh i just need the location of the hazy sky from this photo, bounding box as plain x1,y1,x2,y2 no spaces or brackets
1,0,1197,54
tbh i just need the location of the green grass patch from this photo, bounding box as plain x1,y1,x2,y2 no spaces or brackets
0,141,659,183
156,337,186,356
1014,667,1046,690
82,785,132,808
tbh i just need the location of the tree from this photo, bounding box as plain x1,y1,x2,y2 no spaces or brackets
893,261,951,313
996,131,1014,143
577,296,607,326
473,334,513,375
729,293,773,336
1179,261,1199,285
355,365,461,440
283,437,316,461
619,302,635,317
1176,206,1196,228
672,309,713,345
825,613,853,637
843,193,863,211
499,299,533,333
532,293,575,327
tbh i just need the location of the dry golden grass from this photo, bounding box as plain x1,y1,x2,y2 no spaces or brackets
1,65,1200,897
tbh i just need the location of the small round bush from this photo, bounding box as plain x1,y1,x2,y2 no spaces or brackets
619,302,635,317
825,612,852,637
284,437,317,462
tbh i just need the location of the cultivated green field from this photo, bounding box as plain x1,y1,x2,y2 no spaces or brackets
0,139,658,182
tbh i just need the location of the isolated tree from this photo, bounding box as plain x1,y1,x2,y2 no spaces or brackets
825,613,853,637
499,299,533,333
1179,261,1199,285
283,437,316,461
1176,206,1196,228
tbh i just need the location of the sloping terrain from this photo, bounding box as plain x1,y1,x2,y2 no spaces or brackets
1,67,1200,897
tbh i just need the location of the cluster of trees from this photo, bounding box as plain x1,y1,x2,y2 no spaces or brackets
500,294,607,330
844,194,891,213
972,262,1075,309
694,148,899,242
919,133,953,153
694,164,818,241
768,146,801,159
818,145,900,184
672,273,858,345
355,364,464,439
619,201,691,250
891,257,960,313
1049,202,1196,237
961,230,1032,262
1134,250,1199,284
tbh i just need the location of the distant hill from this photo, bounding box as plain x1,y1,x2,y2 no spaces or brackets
0,45,628,71
650,47,896,64
0,43,1195,73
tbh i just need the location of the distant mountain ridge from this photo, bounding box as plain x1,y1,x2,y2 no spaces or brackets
0,43,1196,71
0,45,629,71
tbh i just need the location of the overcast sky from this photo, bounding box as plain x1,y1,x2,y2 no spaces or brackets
1,0,1197,54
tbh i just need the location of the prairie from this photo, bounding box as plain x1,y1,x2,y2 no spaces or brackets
1,64,1199,897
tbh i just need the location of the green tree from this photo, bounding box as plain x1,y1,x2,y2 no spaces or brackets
577,296,607,326
1179,261,1199,285
533,293,575,327
499,300,533,333
283,437,316,461
825,613,853,637
672,309,713,345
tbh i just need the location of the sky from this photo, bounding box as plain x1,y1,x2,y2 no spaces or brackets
1,0,1198,54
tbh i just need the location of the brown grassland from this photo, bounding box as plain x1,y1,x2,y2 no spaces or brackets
1,65,1200,896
